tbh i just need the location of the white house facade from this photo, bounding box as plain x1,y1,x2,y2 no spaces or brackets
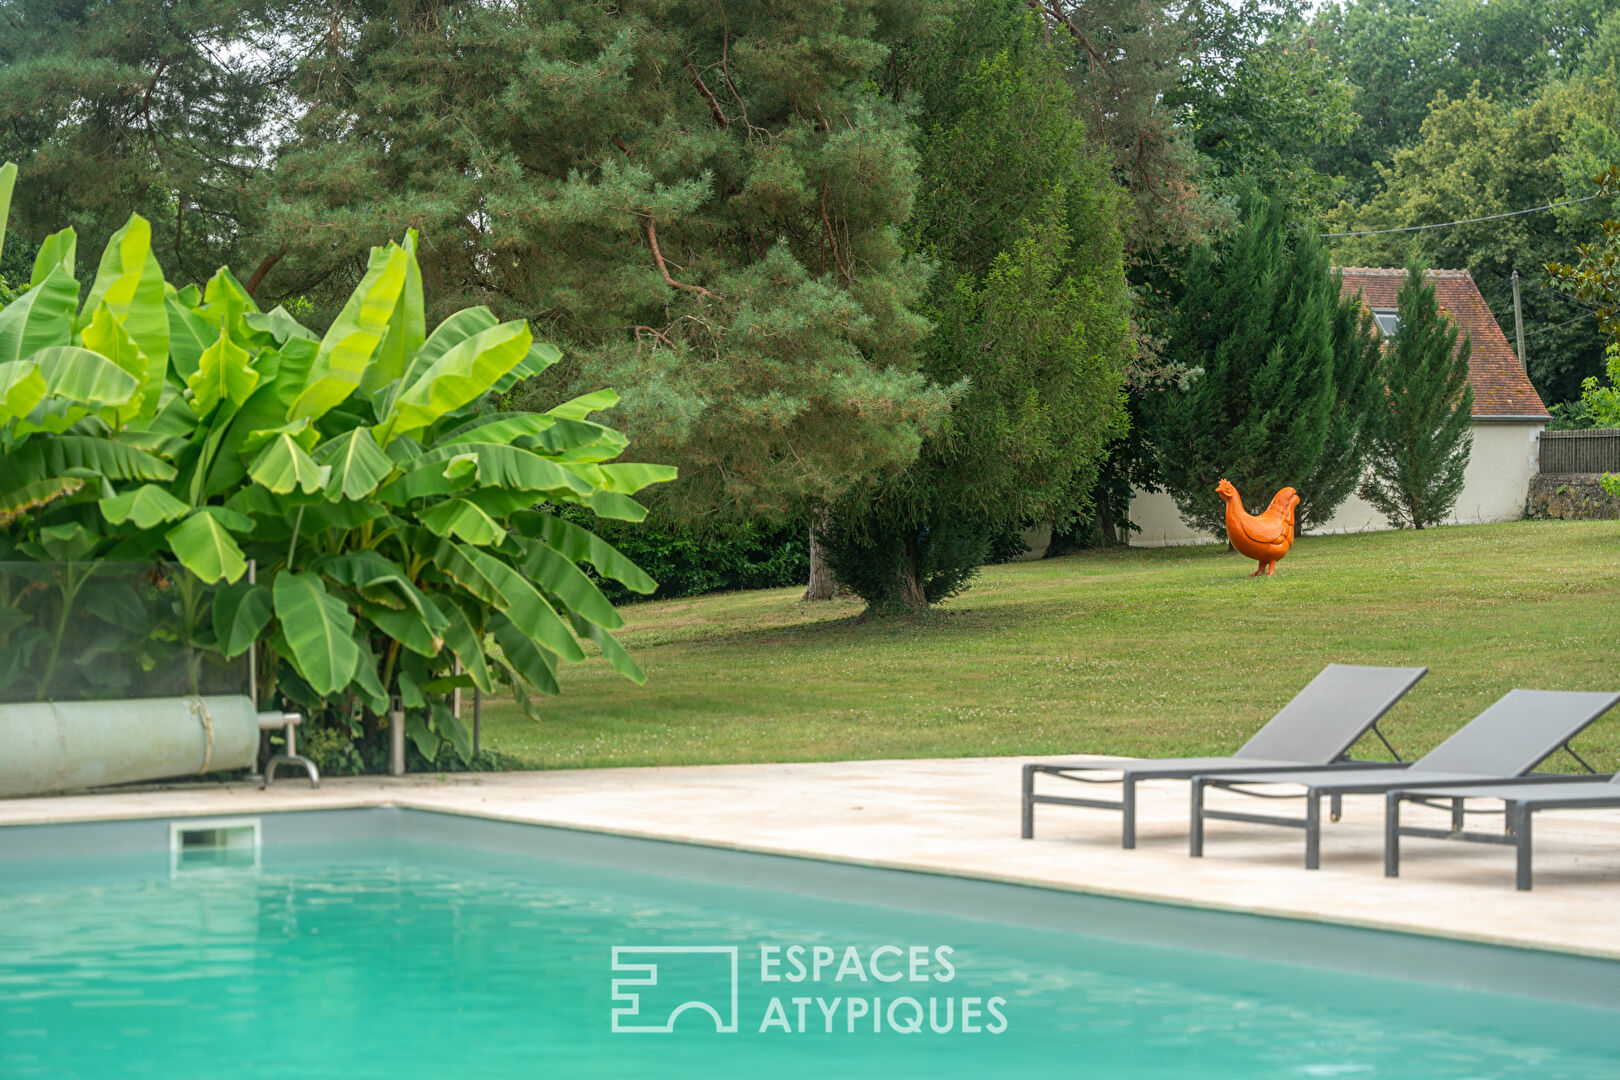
1129,268,1551,546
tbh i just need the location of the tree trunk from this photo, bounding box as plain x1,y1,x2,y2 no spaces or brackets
802,513,839,600
894,537,928,611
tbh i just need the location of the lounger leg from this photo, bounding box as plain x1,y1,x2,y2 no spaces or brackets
1384,792,1401,878
1513,803,1533,892
1122,776,1137,849
1329,792,1342,823
1451,797,1465,831
1021,764,1037,839
1189,779,1205,857
1305,790,1321,870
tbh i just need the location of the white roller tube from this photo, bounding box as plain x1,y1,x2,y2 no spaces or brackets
0,695,261,798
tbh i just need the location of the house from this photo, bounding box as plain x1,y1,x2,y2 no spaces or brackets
1129,268,1551,545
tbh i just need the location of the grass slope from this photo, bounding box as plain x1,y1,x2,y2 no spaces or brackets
483,521,1620,771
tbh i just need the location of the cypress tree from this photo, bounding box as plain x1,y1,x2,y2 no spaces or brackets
1359,263,1475,529
821,0,1131,612
1300,268,1386,531
1149,193,1377,536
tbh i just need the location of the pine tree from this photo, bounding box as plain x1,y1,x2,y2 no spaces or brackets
256,0,951,525
0,0,287,287
1148,192,1378,537
1359,263,1475,529
822,1,1132,612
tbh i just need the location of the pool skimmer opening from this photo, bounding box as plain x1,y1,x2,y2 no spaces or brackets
169,817,261,873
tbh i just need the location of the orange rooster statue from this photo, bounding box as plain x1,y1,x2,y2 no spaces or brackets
1215,479,1300,577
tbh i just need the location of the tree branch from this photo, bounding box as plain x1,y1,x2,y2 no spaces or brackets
245,250,285,298
820,188,853,284
683,55,729,129
643,216,719,301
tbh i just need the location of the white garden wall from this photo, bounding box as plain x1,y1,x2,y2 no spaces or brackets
1127,421,1545,547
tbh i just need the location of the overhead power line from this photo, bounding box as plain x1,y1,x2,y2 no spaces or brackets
1523,313,1591,338
1321,195,1599,239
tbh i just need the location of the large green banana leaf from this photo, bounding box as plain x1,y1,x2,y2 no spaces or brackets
427,593,492,693
381,320,532,441
311,551,445,629
433,412,558,448
30,228,75,286
0,360,47,426
0,435,175,486
313,427,394,501
512,536,622,629
79,303,152,424
564,461,679,494
0,476,85,527
582,490,648,521
165,507,249,584
386,307,500,413
272,571,360,695
568,612,645,684
364,229,425,396
165,288,217,379
547,388,619,420
290,243,409,422
98,484,189,528
213,580,273,659
490,615,560,695
419,497,504,546
459,546,585,663
512,510,657,593
363,601,443,658
0,161,13,265
490,341,561,396
248,432,330,495
28,346,141,432
0,267,78,365
80,215,169,380
187,328,259,415
401,443,593,498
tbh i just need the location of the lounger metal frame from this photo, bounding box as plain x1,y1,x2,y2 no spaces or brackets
1385,772,1615,891
1190,761,1590,870
1188,683,1620,870
1022,751,1405,848
1022,664,1426,847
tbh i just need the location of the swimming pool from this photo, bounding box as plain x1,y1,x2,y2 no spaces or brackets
2,809,1617,1078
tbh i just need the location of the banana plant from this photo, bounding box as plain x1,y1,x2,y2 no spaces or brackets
0,163,673,762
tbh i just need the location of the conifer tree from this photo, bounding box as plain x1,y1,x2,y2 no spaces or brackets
821,1,1131,612
255,0,950,525
1359,263,1475,529
1149,193,1379,536
0,0,286,286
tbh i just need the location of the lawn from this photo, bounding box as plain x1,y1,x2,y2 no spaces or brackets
481,520,1620,771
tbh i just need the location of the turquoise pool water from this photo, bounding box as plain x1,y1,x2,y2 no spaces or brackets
2,837,1618,1079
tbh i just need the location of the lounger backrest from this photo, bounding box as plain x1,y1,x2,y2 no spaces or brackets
1415,689,1620,776
1235,664,1428,763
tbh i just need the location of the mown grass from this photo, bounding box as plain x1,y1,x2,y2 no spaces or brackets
481,520,1620,772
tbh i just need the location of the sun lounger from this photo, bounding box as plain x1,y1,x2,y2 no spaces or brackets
1021,664,1426,847
1386,759,1620,890
1189,689,1620,869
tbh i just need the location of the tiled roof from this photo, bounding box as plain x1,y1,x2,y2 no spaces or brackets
1335,267,1550,420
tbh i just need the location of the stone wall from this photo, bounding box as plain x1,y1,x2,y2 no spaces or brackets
1526,474,1620,521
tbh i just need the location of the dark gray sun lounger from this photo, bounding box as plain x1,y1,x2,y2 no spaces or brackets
1191,689,1620,869
1386,741,1620,891
1022,664,1426,847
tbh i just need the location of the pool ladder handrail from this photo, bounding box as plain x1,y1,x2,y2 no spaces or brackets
254,711,320,789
